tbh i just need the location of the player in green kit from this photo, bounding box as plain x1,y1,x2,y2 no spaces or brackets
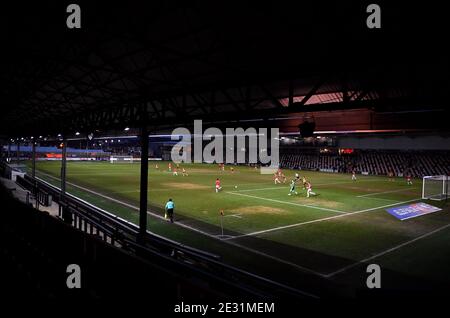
288,179,298,196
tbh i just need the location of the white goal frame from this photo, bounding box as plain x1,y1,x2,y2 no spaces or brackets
422,175,449,201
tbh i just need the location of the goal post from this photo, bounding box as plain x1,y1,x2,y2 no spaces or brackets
110,155,134,163
422,175,449,201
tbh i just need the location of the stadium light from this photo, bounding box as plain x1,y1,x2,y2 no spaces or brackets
124,127,130,131
75,132,80,136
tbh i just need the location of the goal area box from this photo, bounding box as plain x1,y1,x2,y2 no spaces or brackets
422,175,449,201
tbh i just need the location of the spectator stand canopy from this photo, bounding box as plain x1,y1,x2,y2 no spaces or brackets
0,2,448,139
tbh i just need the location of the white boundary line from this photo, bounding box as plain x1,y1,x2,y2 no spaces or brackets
352,198,420,213
225,213,243,219
358,196,398,202
224,237,327,277
225,198,422,240
231,186,289,192
226,191,349,214
35,172,219,237
357,187,420,198
231,179,386,193
324,222,450,278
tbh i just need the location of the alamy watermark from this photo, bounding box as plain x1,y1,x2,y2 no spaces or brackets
66,264,81,289
366,264,381,289
171,120,279,168
66,4,81,29
366,4,381,29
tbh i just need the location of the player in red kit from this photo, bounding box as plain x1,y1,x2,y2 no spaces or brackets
215,178,222,193
388,170,394,181
352,170,357,181
306,181,317,198
406,174,412,185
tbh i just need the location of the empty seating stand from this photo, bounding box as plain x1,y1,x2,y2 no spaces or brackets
281,150,450,177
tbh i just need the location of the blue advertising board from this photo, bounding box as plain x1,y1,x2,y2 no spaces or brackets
386,202,442,221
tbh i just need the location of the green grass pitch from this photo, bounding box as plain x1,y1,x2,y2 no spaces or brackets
29,160,450,293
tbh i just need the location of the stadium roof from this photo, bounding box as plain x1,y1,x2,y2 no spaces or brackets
1,2,449,137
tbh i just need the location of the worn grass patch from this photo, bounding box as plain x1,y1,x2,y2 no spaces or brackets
230,205,286,215
163,182,210,190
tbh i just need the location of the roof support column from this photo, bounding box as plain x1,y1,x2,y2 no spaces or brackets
60,140,67,196
7,141,11,163
288,79,294,107
16,141,20,163
32,140,36,180
138,126,149,242
59,139,69,221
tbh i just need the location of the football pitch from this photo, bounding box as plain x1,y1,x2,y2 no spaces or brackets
29,160,450,294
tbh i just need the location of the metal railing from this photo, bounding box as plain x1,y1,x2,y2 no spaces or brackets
16,175,52,206
16,172,319,300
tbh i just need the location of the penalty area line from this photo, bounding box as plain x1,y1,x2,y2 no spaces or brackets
357,187,420,198
231,179,387,193
357,196,398,202
226,191,349,214
225,197,422,240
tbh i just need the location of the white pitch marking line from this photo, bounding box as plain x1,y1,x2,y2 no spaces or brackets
357,187,419,198
225,197,422,240
225,213,243,219
225,238,327,277
111,188,184,194
353,198,421,213
325,222,450,278
230,179,386,193
36,171,226,238
226,191,349,214
231,186,289,192
67,172,136,176
215,234,235,239
357,196,398,202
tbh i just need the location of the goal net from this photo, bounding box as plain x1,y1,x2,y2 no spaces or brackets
422,175,449,201
110,155,134,163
